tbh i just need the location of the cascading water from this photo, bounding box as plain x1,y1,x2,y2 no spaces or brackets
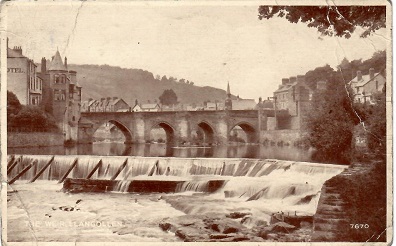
8,155,346,214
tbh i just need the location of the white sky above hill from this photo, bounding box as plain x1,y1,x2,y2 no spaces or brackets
5,2,388,99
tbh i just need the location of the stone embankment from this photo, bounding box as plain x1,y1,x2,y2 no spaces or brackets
311,164,371,241
8,132,64,148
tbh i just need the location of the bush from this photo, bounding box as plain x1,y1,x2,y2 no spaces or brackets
9,105,59,132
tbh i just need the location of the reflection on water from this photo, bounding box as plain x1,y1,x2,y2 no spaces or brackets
8,142,314,162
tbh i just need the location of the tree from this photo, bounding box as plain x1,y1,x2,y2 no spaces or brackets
258,6,386,38
10,105,59,132
161,75,168,82
305,72,357,163
159,89,178,106
365,88,386,160
7,91,22,118
304,64,334,89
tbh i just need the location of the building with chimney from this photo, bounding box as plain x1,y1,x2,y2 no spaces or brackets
7,41,42,105
271,75,312,130
37,50,82,141
348,68,385,104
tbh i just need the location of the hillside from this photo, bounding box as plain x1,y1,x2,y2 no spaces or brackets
67,64,229,106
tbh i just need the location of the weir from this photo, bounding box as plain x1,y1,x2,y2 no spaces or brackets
7,155,346,204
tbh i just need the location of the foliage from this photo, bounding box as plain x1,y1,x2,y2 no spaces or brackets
304,64,334,89
7,91,22,118
365,90,386,160
8,105,59,132
338,50,386,82
326,161,386,242
258,6,386,38
159,89,178,106
305,72,357,164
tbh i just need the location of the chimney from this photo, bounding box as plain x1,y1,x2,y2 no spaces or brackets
357,70,362,81
101,97,106,101
41,57,46,73
369,68,375,79
281,78,290,85
13,46,22,55
289,76,297,83
259,97,262,103
64,57,68,69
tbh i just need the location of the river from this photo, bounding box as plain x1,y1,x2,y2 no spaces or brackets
7,155,346,242
8,142,315,162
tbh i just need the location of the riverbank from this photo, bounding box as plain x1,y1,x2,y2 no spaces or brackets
312,161,387,242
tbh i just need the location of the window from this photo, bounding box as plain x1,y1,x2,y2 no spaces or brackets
357,87,360,93
54,89,66,101
55,74,60,83
376,80,379,90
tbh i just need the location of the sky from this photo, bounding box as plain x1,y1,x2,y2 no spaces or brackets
5,2,388,100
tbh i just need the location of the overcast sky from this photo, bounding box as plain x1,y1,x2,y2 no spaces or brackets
5,2,388,99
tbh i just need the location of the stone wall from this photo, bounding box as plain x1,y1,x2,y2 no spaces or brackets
260,129,302,145
8,132,64,148
311,165,369,242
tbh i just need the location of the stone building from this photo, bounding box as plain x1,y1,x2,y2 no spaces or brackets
348,68,385,104
7,42,42,105
271,75,312,130
37,50,82,141
224,83,257,110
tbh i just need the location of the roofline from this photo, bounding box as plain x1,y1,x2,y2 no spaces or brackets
352,72,384,87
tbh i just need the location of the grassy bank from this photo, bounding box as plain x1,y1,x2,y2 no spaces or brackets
325,161,387,242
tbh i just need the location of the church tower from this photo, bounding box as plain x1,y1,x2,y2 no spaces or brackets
225,82,232,110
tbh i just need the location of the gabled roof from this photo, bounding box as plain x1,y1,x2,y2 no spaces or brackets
349,73,383,87
48,50,67,71
274,82,298,93
141,103,160,109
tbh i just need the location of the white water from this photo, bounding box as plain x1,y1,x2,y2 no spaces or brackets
7,155,346,241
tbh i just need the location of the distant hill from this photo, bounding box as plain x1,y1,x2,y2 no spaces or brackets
67,64,230,106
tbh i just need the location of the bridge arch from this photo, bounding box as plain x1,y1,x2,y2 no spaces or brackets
229,121,258,144
149,121,176,144
196,121,215,145
93,120,133,144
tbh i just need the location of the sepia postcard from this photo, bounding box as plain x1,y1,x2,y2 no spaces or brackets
1,0,392,245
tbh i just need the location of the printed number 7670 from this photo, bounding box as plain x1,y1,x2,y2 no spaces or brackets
350,224,369,229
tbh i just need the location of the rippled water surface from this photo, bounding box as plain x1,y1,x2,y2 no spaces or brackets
8,142,314,161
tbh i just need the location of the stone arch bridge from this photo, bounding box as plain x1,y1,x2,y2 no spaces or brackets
78,110,275,145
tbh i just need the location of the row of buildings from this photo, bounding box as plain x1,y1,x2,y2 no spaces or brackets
80,86,270,113
7,38,385,142
7,40,81,140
